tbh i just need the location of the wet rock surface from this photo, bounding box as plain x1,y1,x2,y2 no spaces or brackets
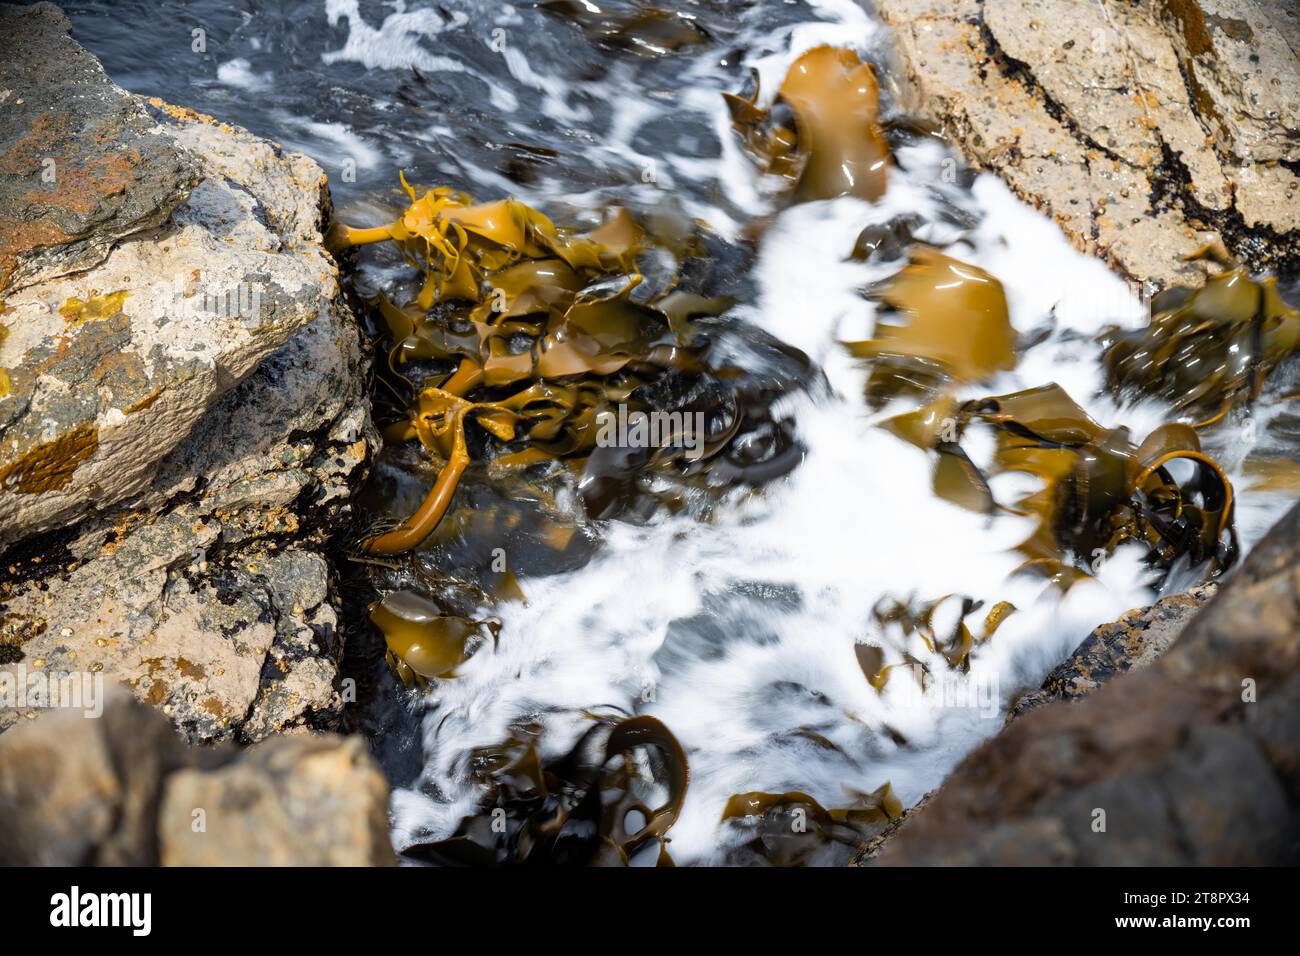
0,9,374,743
0,686,395,866
874,0,1300,287
1008,583,1217,720
861,502,1300,866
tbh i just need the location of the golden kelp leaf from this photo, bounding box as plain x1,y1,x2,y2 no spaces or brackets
726,46,890,203
342,181,744,554
854,643,890,690
540,0,710,56
850,248,1015,387
720,783,901,865
369,590,485,679
779,46,889,203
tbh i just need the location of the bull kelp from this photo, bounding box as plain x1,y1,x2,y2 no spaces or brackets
720,783,902,866
845,246,1016,407
331,180,749,556
1101,260,1300,424
726,45,890,203
401,714,688,866
884,384,1238,585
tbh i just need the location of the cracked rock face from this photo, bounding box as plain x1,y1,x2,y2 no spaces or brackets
865,502,1300,866
1008,583,1217,720
0,7,375,743
874,0,1300,287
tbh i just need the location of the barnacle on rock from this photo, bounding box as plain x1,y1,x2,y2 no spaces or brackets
402,714,689,866
726,46,890,203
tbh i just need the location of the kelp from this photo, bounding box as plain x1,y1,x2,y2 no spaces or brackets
540,0,711,56
845,247,1016,408
402,714,689,866
885,383,1238,585
334,177,814,564
858,594,1018,685
720,782,902,865
367,589,496,688
331,180,753,556
726,46,890,203
1101,260,1300,425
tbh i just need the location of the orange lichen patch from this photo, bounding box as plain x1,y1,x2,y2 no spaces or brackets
126,387,164,414
145,679,170,706
60,289,130,327
0,423,99,494
176,658,206,680
0,218,71,292
0,113,67,174
20,148,142,218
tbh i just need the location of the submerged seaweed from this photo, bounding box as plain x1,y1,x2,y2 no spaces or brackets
719,782,902,866
402,713,688,866
885,384,1238,586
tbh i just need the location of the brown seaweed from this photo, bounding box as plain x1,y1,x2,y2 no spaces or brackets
402,714,689,866
845,247,1016,407
368,589,494,686
726,46,890,203
335,180,795,562
719,782,901,865
1101,264,1300,424
884,383,1238,585
540,0,711,56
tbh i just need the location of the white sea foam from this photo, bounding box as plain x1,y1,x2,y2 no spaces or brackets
384,0,1296,864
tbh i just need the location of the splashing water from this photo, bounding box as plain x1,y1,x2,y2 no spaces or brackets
65,0,1299,864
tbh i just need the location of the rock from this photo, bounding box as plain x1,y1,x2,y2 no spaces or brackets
0,8,375,743
1008,583,1217,720
0,683,395,866
158,732,394,866
0,3,200,293
866,502,1300,865
874,0,1300,288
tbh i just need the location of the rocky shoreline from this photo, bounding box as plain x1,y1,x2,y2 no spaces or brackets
0,0,1296,866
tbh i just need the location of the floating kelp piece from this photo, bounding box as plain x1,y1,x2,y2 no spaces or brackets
368,589,489,685
720,782,902,865
887,382,1239,585
726,46,890,203
847,247,1015,405
402,714,689,866
849,216,918,263
1101,266,1300,424
866,593,1015,676
540,1,711,56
